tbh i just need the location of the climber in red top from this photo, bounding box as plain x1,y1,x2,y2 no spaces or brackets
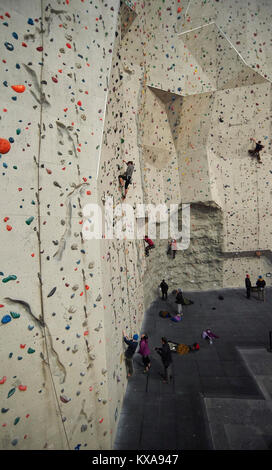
144,235,155,257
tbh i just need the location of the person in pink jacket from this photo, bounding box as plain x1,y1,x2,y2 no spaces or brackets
139,334,151,373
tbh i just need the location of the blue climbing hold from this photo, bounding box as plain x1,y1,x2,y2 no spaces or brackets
27,18,34,25
12,32,18,40
1,315,12,324
4,42,14,51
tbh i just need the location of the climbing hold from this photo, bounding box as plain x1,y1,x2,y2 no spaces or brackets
7,387,16,398
12,32,18,40
47,287,57,298
14,417,20,425
18,385,27,391
36,46,43,52
1,408,9,413
4,42,14,51
27,18,34,25
27,348,35,354
2,275,17,283
0,376,7,384
11,85,25,93
0,138,11,154
10,312,20,319
1,315,12,324
25,216,34,225
60,395,70,403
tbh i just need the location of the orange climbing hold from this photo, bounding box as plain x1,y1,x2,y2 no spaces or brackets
11,85,26,93
0,138,11,154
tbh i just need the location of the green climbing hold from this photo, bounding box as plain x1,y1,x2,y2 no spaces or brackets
27,347,35,354
14,417,20,425
25,216,34,225
7,388,16,398
2,275,17,283
10,312,20,319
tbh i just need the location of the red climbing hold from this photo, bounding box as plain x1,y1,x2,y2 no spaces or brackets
6,225,12,231
0,138,11,154
22,42,28,47
66,43,72,49
11,85,26,93
52,77,58,83
0,376,7,385
18,385,27,391
36,46,43,52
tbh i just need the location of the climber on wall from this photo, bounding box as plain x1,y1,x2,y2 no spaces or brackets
123,331,139,377
144,235,155,257
118,160,134,199
248,138,264,163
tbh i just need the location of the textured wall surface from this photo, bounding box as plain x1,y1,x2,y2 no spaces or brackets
0,0,272,450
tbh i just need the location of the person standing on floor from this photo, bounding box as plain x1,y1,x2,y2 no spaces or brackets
245,274,251,299
155,337,173,384
123,331,138,377
256,275,266,300
175,288,184,315
139,334,151,373
160,279,169,300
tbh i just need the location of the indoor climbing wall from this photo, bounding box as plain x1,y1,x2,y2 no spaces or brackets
0,0,120,451
1,0,272,452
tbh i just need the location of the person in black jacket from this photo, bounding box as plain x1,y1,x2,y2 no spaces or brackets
256,276,266,300
155,337,173,384
248,138,264,163
160,279,168,300
123,331,138,377
245,274,251,299
175,288,184,315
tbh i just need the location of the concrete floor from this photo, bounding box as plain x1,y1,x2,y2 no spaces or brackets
114,287,272,450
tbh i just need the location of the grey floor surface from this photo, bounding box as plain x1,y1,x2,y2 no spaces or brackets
114,287,272,450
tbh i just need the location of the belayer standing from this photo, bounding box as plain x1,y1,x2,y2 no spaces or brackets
139,334,151,373
155,337,173,384
160,279,169,300
245,274,251,299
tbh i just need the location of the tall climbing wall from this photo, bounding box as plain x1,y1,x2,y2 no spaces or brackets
0,0,120,450
1,0,272,451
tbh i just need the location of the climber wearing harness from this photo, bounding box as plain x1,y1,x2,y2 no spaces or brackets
118,160,134,199
248,138,264,163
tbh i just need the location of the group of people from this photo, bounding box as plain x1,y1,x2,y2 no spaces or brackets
159,280,185,322
123,332,172,383
245,274,266,300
